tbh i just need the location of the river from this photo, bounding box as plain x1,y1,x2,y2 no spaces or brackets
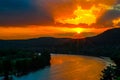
13,54,109,80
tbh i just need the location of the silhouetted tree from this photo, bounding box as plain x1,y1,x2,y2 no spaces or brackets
2,59,12,80
0,49,51,78
101,65,116,80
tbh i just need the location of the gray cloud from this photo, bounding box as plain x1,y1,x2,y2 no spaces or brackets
0,0,120,28
81,32,97,37
0,0,54,26
96,4,120,27
116,0,120,4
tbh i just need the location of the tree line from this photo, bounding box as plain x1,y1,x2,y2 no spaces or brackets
101,52,120,80
0,49,51,80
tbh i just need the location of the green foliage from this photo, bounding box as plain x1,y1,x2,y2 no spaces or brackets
0,49,51,79
101,51,120,80
101,65,116,80
116,77,120,80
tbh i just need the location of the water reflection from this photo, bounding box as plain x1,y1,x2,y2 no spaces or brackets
13,54,106,80
50,54,106,80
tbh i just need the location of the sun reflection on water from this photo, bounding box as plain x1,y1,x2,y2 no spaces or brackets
50,55,106,80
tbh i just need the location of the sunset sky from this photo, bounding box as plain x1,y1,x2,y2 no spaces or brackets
0,0,120,40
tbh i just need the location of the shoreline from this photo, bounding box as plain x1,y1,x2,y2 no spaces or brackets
51,54,115,69
100,57,116,66
0,54,114,80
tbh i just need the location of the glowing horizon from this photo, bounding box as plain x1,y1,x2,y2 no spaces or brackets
0,0,119,40
0,26,109,40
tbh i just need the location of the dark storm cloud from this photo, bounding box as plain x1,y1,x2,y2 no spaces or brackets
0,0,54,26
56,32,74,37
96,4,120,27
116,0,120,4
81,32,96,37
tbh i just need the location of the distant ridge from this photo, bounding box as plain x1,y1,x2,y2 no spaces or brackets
0,36,72,49
0,28,120,55
86,28,120,45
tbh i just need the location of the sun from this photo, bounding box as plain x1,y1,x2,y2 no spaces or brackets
77,31,81,34
73,28,84,34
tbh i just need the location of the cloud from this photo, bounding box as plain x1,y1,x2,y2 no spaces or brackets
56,32,74,37
0,0,54,26
39,0,116,26
81,32,96,37
96,4,120,27
116,0,120,4
0,0,118,28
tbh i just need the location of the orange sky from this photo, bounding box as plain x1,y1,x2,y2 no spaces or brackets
0,26,109,40
0,0,119,40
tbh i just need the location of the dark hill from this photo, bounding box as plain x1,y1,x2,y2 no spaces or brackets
0,37,72,49
80,28,120,56
0,28,120,56
88,28,120,45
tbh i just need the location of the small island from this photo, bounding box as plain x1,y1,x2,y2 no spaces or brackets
0,49,51,80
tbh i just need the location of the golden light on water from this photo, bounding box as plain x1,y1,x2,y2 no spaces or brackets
50,55,106,80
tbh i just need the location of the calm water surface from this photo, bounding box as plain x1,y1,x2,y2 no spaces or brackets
14,54,107,80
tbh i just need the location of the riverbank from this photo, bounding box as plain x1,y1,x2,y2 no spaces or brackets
12,54,109,80
0,50,51,80
52,54,115,67
100,57,116,66
1,54,114,80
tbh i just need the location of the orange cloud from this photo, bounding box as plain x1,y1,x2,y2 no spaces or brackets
37,0,116,25
56,6,98,25
55,4,115,25
0,0,118,39
113,18,120,27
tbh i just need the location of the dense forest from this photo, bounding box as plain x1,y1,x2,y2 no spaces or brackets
0,49,51,80
0,28,120,80
0,28,120,57
101,52,120,80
